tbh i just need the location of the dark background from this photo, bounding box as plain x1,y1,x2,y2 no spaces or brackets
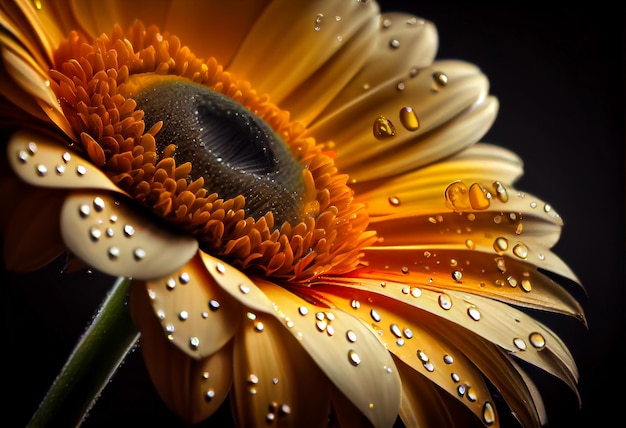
4,2,624,427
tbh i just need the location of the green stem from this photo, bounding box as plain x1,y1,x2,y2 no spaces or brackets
28,277,140,428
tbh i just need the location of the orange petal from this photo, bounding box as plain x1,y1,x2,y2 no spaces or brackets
1,178,65,271
131,280,233,424
138,253,242,359
232,312,331,427
60,191,198,279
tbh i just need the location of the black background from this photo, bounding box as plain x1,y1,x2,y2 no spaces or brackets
4,2,624,427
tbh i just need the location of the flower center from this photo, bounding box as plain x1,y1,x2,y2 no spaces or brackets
134,79,306,226
48,22,377,281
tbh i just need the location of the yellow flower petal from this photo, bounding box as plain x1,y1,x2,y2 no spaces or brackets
60,191,198,279
7,131,120,192
312,278,579,394
311,281,499,425
227,0,379,105
138,253,242,359
311,61,495,181
315,13,438,124
131,280,233,424
233,312,331,427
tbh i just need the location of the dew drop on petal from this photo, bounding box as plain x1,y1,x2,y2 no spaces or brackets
370,309,381,322
451,372,460,383
512,242,529,259
346,330,357,343
298,306,308,316
492,181,509,202
108,246,120,259
36,164,47,176
465,239,476,250
467,306,481,321
483,402,496,426
179,310,188,321
348,350,361,366
133,248,146,260
399,106,420,131
493,237,508,253
389,38,400,49
466,386,477,402
438,293,452,310
390,324,402,338
189,336,200,350
373,116,396,140
468,183,491,210
451,270,463,282
432,71,448,86
204,389,215,401
513,337,527,351
179,272,190,284
529,332,546,349
443,354,454,364
445,181,471,211
521,279,532,292
388,196,401,206
239,284,250,294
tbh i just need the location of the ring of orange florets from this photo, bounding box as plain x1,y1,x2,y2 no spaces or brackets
49,22,376,282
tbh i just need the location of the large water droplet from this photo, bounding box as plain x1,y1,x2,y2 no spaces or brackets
512,242,529,259
492,181,509,202
529,332,546,349
348,350,361,366
483,402,496,425
469,183,491,210
445,181,471,211
493,237,508,253
438,293,452,310
432,71,448,86
399,106,420,131
373,116,396,140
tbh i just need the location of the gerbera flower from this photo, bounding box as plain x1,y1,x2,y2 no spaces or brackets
0,0,585,427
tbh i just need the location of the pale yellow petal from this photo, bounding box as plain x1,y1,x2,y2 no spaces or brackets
7,131,118,191
315,13,438,125
310,61,494,180
310,282,499,426
233,312,331,427
139,254,241,359
227,0,379,104
130,281,233,424
60,191,198,280
312,277,579,393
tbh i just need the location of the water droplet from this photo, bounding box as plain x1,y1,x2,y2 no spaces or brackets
451,372,460,382
492,181,509,202
521,279,532,292
239,284,250,294
373,116,396,139
469,183,491,210
370,309,381,322
298,306,308,316
530,201,537,209
544,203,552,212
350,299,360,309
443,354,454,364
493,237,508,253
423,361,434,372
388,196,401,206
209,299,220,310
35,164,47,176
466,386,477,402
348,350,361,366
465,239,476,250
215,262,226,274
438,293,452,310
76,164,86,176
432,71,448,86
467,306,481,321
204,388,215,401
189,336,200,350
401,266,409,274
399,106,420,131
179,272,190,284
123,224,135,237
410,287,421,298
513,337,527,351
179,310,188,321
451,270,463,282
17,150,28,163
495,257,506,273
62,152,71,163
133,248,146,260
417,350,429,362
512,242,529,259
483,402,496,425
27,142,37,154
55,165,65,175
89,227,102,241
457,384,466,396
396,81,406,91
165,278,176,290
254,320,264,332
390,324,402,338
403,328,413,339
389,38,400,48
445,181,471,211
108,246,120,259
515,223,523,235
529,332,546,349
346,330,357,343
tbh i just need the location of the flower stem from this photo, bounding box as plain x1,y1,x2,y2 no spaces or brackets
28,277,140,427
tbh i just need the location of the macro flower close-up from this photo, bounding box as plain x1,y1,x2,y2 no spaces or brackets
4,1,615,427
